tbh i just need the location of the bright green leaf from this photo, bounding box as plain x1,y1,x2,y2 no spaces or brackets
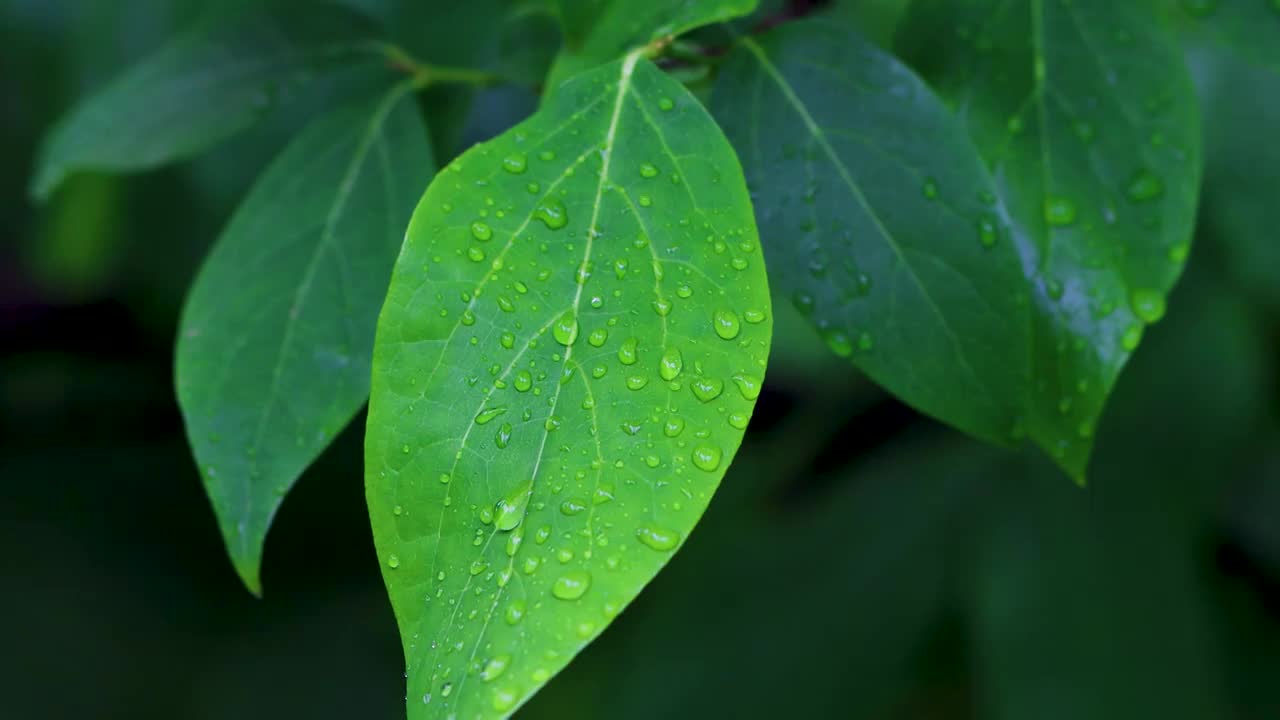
31,2,385,201
365,52,770,718
894,1,1200,479
176,82,435,594
712,20,1032,450
545,0,759,91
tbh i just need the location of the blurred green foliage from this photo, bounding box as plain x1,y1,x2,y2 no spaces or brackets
2,1,1279,719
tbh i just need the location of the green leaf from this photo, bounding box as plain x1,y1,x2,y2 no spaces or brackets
1166,0,1280,71
544,0,759,91
712,20,1032,450
896,0,1201,478
176,82,435,594
365,52,770,718
31,1,385,201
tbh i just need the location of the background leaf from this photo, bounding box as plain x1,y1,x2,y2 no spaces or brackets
31,1,385,201
176,82,435,594
544,0,759,91
365,52,770,718
1163,0,1280,71
712,20,1032,450
896,0,1202,479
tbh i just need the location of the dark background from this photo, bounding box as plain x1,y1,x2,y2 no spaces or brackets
3,1,1279,718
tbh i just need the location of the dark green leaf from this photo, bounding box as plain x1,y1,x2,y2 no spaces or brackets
365,52,770,718
1166,0,1280,71
895,0,1201,479
176,82,435,594
31,2,385,201
713,20,1032,450
545,0,759,91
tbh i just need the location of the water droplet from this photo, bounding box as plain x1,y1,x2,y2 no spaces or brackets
495,422,513,449
387,554,400,569
470,559,488,576
1129,288,1166,323
1043,196,1078,227
976,215,999,247
1125,169,1163,202
732,374,762,400
691,445,722,472
440,682,453,698
824,330,853,358
635,525,681,551
492,688,517,712
502,154,527,174
553,309,579,345
713,309,741,340
505,599,526,625
481,654,511,682
922,177,939,200
626,375,649,391
560,498,587,516
475,406,507,425
653,297,673,316
552,570,592,600
664,416,685,437
743,308,767,324
467,246,486,262
728,412,749,430
658,97,674,111
534,198,568,230
618,337,639,365
500,332,516,349
514,370,533,392
639,163,659,178
494,480,531,531
691,377,724,403
1121,323,1144,352
1168,243,1190,263
659,347,683,380
471,222,493,241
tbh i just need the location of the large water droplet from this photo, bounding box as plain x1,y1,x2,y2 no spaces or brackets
494,480,532,530
659,347,683,380
475,406,507,424
635,524,681,551
552,570,592,600
502,154,527,174
618,337,639,365
691,377,723,403
534,198,568,230
553,309,579,345
713,309,741,340
481,654,511,681
691,445,722,472
1129,288,1166,323
472,221,493,241
732,374,762,400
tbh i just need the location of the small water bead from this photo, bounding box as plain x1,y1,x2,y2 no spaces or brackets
1126,169,1164,202
475,406,507,424
467,246,486,262
639,194,652,207
539,150,555,161
658,97,674,111
691,445,722,472
618,337,639,365
824,330,853,358
387,554,400,569
497,295,516,312
713,309,741,340
922,177,939,200
553,309,579,345
976,215,999,247
471,222,493,241
439,473,451,484
505,599,526,625
586,327,608,348
1043,196,1078,226
659,347,683,380
653,297,673,317
691,377,723,402
500,331,516,349
560,498,588,516
502,153,527,174
639,163,659,178
492,689,517,712
552,570,592,600
728,412,749,430
635,525,681,551
676,284,693,299
626,375,649,391
743,308,766,324
393,504,403,516
1129,288,1166,323
526,182,540,194
534,198,568,230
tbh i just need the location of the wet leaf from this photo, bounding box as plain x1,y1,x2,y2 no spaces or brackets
176,83,434,594
365,52,770,718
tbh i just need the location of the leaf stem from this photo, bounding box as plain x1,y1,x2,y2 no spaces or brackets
382,44,506,90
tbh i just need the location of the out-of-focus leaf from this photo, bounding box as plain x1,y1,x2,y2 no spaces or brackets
895,0,1201,479
1165,0,1280,71
713,20,1032,452
176,83,434,594
31,1,386,200
365,52,770,718
545,0,759,91
1190,48,1280,311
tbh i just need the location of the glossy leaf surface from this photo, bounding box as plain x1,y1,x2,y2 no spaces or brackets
545,0,758,90
31,2,383,200
897,0,1201,478
366,52,770,718
712,20,1032,449
177,83,434,594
